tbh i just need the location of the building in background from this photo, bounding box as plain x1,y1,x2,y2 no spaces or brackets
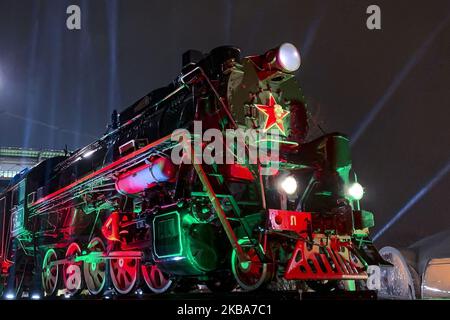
0,147,66,192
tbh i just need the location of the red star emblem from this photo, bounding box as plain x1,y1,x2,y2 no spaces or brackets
254,94,290,135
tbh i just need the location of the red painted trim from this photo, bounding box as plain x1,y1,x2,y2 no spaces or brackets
268,209,311,233
31,135,173,207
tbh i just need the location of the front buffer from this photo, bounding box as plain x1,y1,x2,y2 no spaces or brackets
268,207,381,282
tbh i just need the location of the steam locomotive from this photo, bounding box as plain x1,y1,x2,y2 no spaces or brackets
0,43,386,298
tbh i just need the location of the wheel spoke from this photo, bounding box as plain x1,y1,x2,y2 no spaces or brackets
94,272,103,287
125,271,132,283
156,270,165,287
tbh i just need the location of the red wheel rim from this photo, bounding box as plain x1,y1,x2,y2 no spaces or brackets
235,248,264,285
63,242,83,296
110,257,138,295
231,239,272,291
141,264,173,294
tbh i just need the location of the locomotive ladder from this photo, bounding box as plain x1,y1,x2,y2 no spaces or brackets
190,162,244,263
189,149,267,264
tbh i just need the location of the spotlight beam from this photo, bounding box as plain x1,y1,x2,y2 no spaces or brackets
350,13,450,146
107,0,120,115
246,5,266,49
0,109,97,139
373,160,450,241
301,12,324,59
23,1,41,149
224,0,234,43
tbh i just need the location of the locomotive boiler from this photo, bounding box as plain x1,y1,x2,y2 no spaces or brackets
0,43,387,298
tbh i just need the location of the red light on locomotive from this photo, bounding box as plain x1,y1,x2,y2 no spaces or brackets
115,157,176,195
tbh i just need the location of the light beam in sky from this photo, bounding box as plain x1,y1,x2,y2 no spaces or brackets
373,159,450,241
350,13,450,146
0,66,3,91
107,0,120,116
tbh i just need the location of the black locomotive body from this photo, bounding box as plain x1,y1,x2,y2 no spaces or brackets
0,44,386,298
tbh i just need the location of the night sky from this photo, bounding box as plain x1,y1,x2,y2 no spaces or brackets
0,0,449,248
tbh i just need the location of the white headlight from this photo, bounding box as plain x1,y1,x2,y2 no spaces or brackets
278,43,301,72
347,182,364,200
280,176,298,195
